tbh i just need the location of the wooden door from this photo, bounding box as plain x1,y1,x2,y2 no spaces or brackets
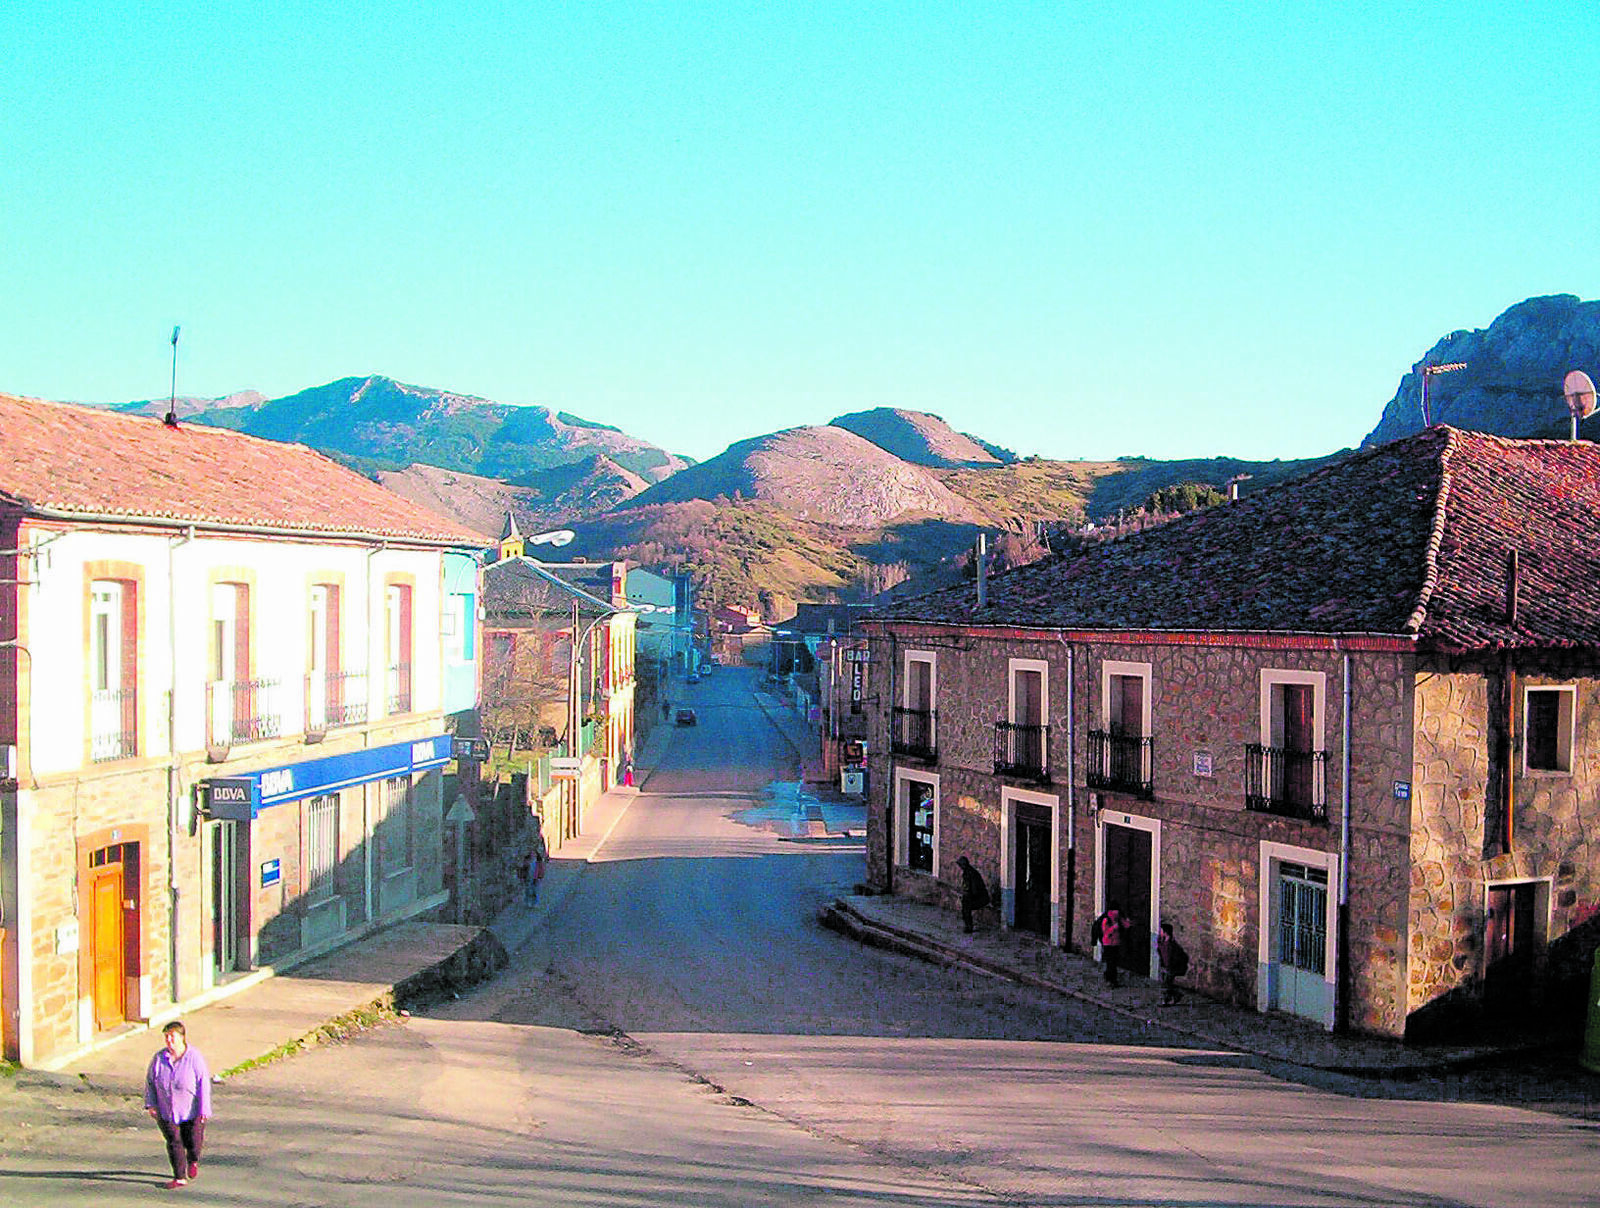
90,864,125,1030
1102,824,1152,977
1281,683,1314,807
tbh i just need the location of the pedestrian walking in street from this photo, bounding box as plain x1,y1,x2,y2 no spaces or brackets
522,816,549,906
1158,921,1189,1005
144,1021,210,1190
1092,902,1132,986
956,856,990,934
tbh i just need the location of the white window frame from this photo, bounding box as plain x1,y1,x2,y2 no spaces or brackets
1100,659,1152,735
1256,839,1339,1028
1007,657,1049,725
306,795,340,905
902,649,936,710
1000,786,1061,945
894,766,940,877
1259,668,1326,751
1521,684,1576,775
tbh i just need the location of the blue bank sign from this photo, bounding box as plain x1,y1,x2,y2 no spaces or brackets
203,735,453,820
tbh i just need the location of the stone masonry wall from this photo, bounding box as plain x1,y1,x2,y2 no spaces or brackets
868,628,1416,1036
1409,651,1600,1031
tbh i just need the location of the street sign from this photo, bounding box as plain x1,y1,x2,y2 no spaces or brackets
452,736,491,763
445,795,477,824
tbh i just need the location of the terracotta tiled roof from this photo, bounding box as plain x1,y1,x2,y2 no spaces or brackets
871,428,1600,651
0,393,486,545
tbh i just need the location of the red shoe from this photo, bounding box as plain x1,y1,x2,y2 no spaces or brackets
188,1161,199,1179
164,1178,188,1189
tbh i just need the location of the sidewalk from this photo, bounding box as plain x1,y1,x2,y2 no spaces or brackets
49,726,668,1093
821,892,1554,1076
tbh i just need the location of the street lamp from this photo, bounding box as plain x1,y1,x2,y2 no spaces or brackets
1420,361,1467,427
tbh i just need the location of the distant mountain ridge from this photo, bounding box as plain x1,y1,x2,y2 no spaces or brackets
1365,294,1600,445
156,374,691,485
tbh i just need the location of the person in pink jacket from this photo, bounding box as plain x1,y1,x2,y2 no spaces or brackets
144,1021,211,1189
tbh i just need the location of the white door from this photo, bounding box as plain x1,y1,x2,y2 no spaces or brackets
1271,862,1329,1021
89,582,124,758
210,583,238,742
308,585,329,730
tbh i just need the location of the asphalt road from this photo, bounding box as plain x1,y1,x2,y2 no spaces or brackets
3,665,1596,1206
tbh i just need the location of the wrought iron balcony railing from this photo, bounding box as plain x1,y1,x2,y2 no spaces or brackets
207,678,282,752
1244,744,1328,823
305,669,369,739
90,687,138,762
1087,729,1154,799
889,705,937,762
385,662,413,716
994,720,1050,783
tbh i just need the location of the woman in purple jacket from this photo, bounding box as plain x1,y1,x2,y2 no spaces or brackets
144,1021,211,1189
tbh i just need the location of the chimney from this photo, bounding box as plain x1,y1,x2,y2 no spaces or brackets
976,534,988,609
1505,550,1520,626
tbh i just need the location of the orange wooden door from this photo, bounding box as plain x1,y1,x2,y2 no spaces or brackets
91,866,126,1030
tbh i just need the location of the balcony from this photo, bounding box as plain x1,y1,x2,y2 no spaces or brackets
1244,744,1328,823
385,662,413,715
206,678,282,758
305,669,369,741
994,720,1050,784
90,687,138,762
890,705,937,762
1087,729,1153,799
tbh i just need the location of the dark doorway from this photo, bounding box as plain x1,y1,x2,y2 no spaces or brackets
1485,882,1537,1014
1102,823,1152,977
1013,803,1052,938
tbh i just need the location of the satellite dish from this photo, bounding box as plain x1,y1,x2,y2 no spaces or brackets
530,529,576,548
1564,370,1597,420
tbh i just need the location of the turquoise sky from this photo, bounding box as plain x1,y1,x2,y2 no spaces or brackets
4,4,1596,463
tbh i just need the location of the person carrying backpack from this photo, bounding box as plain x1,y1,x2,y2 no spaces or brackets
1092,902,1132,986
956,856,990,934
1158,921,1189,1005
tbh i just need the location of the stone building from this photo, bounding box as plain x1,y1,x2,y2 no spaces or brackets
0,395,483,1067
862,427,1600,1040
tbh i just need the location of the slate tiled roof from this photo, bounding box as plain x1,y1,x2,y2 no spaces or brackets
0,393,486,545
871,427,1600,651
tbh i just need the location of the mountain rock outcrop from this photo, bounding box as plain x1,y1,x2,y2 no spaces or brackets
829,407,1012,467
1364,295,1600,446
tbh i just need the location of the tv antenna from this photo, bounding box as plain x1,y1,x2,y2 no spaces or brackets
1563,370,1596,442
164,325,181,428
1419,361,1467,428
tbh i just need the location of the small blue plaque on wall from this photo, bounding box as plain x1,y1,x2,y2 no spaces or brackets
1393,780,1411,800
260,858,282,888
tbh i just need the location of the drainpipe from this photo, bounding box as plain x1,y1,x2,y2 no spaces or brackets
167,525,194,1004
1063,638,1076,951
883,632,898,896
1336,651,1352,1033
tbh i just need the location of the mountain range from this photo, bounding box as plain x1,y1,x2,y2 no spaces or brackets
66,292,1600,617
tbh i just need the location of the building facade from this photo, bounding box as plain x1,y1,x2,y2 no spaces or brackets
863,428,1600,1040
0,395,482,1066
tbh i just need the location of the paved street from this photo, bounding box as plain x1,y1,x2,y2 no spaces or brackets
3,665,1597,1205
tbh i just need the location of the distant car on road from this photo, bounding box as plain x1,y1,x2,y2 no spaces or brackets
675,708,698,726
688,672,701,684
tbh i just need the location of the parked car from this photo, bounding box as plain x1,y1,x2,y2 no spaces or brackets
675,708,698,726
